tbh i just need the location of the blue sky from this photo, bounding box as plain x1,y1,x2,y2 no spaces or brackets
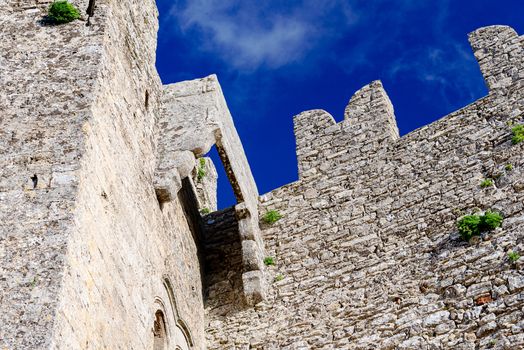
156,0,524,209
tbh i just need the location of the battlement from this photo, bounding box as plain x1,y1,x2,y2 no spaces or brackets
294,25,524,180
469,25,524,90
2,0,524,347
295,80,399,178
208,25,524,348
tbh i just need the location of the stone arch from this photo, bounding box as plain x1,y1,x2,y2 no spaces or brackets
153,293,192,350
162,277,194,348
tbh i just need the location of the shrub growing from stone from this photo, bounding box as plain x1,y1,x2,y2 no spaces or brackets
263,210,282,224
508,251,521,263
48,1,80,24
263,256,275,266
457,210,503,241
482,211,503,229
480,178,493,188
511,124,524,144
457,215,482,240
197,158,206,181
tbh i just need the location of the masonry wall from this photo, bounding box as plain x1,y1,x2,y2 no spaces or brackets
3,2,524,349
205,26,524,349
50,0,207,348
0,1,105,347
1,1,208,349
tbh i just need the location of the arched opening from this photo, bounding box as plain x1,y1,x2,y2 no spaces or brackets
162,278,195,349
153,310,168,350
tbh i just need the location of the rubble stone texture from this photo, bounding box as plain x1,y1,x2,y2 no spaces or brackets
0,1,523,350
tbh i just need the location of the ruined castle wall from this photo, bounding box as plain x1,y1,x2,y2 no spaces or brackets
206,26,524,349
49,0,207,349
1,0,209,349
0,1,106,348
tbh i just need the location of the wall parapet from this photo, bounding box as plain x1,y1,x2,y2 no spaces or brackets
294,25,524,180
294,80,399,179
469,25,524,90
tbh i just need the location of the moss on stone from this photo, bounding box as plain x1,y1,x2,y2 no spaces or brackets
263,210,282,224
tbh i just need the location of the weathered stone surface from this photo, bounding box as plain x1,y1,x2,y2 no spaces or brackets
242,270,267,306
193,156,218,212
1,1,200,349
154,76,266,305
0,0,106,348
469,25,524,90
155,75,259,210
2,0,524,348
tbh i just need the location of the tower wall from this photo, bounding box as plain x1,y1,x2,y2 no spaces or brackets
49,0,208,348
1,1,208,349
0,1,106,347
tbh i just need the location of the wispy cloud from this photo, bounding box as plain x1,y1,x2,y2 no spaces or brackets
168,0,358,70
387,43,484,106
161,0,487,119
383,0,486,108
329,0,485,110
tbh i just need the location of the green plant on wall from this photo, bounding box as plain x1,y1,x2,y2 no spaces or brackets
197,158,206,182
505,164,514,171
483,211,503,229
508,251,520,263
263,256,275,266
263,210,282,224
457,214,482,240
274,274,284,282
480,178,494,188
29,277,38,288
48,1,80,24
200,208,210,215
511,124,524,144
457,210,503,241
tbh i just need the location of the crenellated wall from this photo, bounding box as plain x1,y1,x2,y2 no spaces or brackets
2,1,524,348
295,80,399,179
205,25,524,349
469,26,524,91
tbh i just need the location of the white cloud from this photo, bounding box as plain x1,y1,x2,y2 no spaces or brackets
168,0,357,69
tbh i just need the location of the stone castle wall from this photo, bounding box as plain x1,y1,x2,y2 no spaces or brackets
205,26,524,349
49,0,208,348
0,0,106,347
2,0,524,349
1,1,208,349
